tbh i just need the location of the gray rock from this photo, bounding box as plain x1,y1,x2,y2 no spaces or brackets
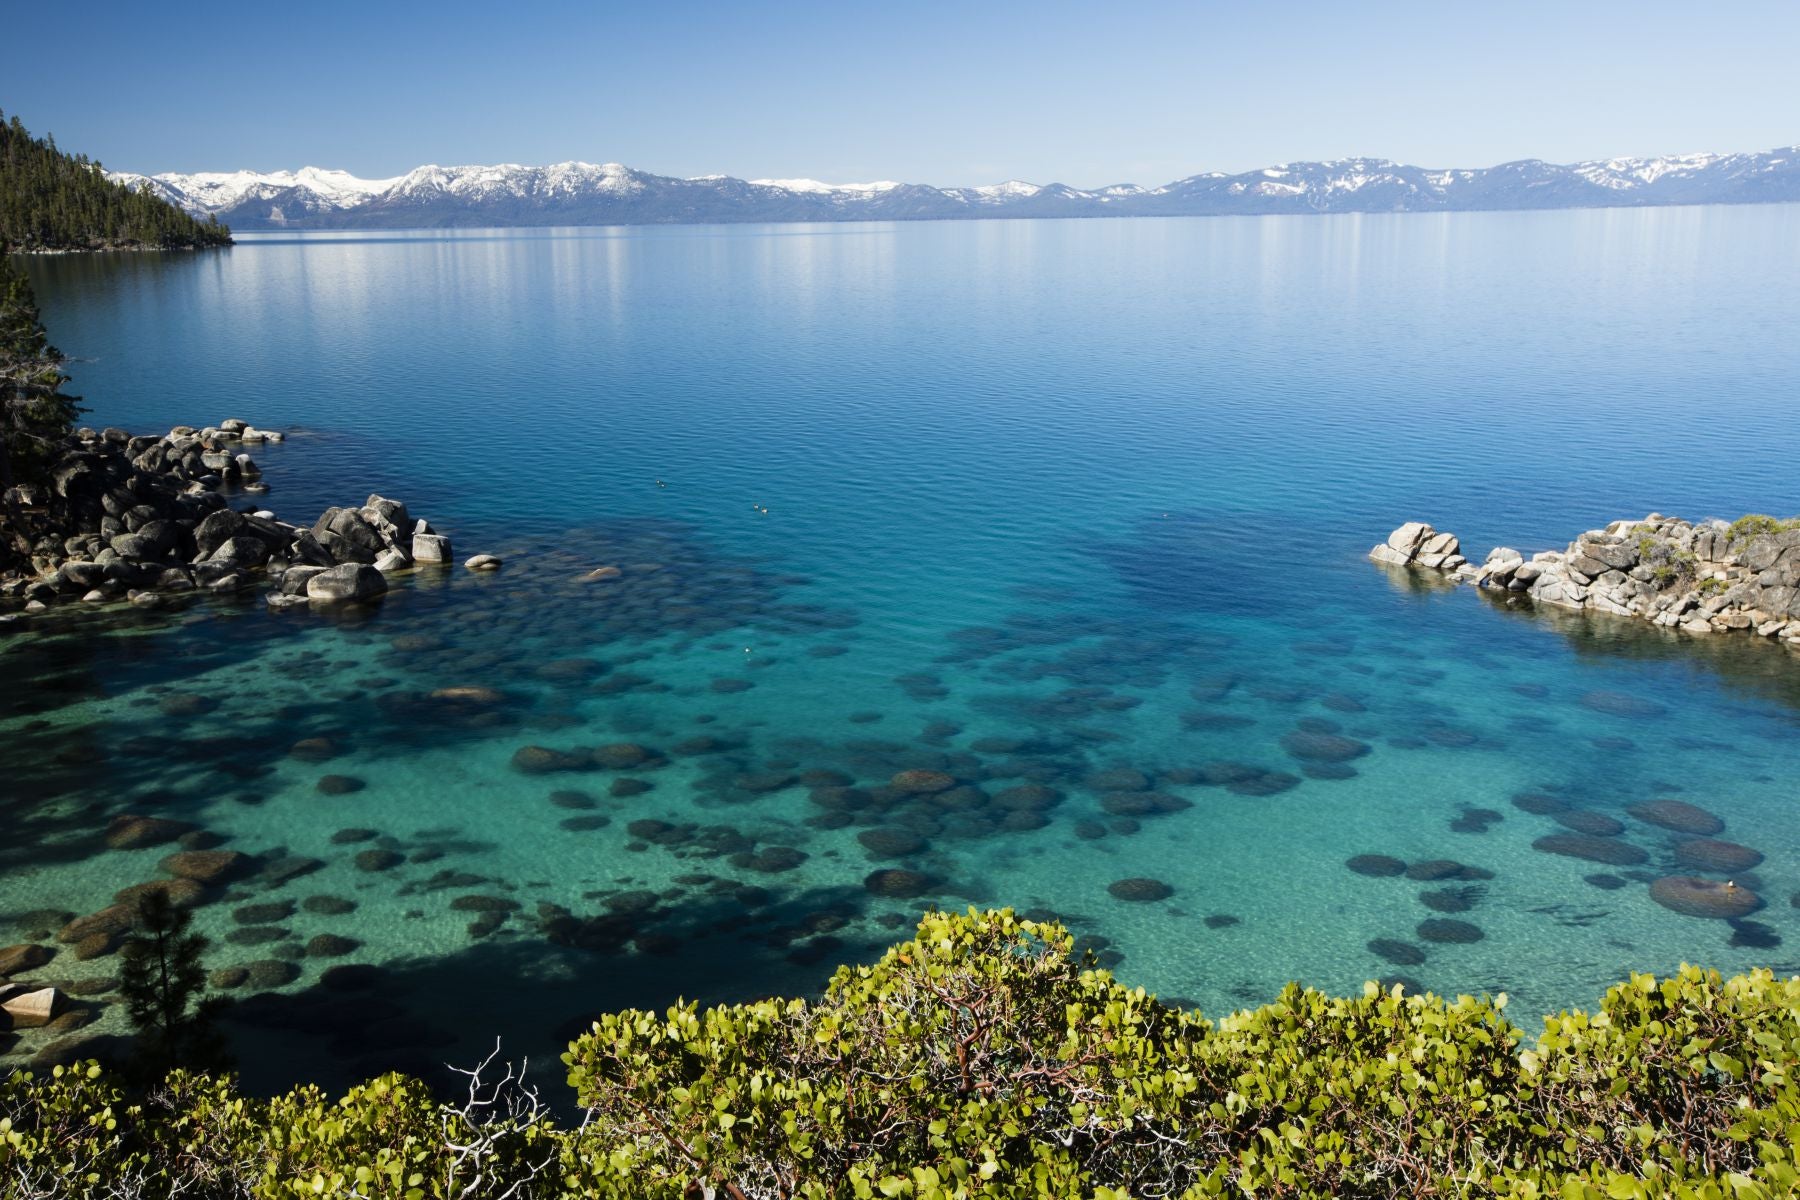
373,549,411,573
109,532,162,561
192,509,247,558
412,533,453,564
208,536,272,569
280,565,328,596
289,529,336,567
306,563,388,604
312,508,385,564
464,554,503,571
360,495,412,542
57,561,107,589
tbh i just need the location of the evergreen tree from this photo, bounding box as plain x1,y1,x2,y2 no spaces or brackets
118,890,230,1081
0,259,83,491
0,110,233,251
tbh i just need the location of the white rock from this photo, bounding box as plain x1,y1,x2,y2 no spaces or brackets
1368,544,1412,567
1385,522,1432,554
413,533,453,564
464,554,503,572
1421,531,1460,557
0,984,59,1028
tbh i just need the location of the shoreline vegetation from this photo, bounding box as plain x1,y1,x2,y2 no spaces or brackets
0,112,231,254
3,910,1798,1198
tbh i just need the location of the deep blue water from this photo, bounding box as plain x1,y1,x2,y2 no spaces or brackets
6,207,1800,1093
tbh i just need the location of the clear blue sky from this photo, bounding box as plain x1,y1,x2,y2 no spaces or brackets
7,0,1797,186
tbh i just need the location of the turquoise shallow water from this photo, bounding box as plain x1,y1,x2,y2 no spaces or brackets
6,207,1800,1092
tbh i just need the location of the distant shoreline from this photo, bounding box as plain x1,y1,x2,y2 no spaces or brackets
144,196,1800,241
4,242,228,255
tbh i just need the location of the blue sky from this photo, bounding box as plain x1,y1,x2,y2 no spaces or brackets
8,0,1798,186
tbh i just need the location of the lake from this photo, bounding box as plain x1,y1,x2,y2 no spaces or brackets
7,206,1800,1093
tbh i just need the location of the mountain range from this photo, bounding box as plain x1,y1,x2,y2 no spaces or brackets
110,147,1800,230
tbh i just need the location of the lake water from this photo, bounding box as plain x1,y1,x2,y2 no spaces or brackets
7,207,1800,1094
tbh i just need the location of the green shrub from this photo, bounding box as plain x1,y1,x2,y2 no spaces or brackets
1727,514,1800,546
563,907,1216,1198
5,911,1800,1198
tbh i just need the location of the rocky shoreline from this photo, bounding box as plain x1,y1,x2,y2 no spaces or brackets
0,420,494,625
1373,514,1800,645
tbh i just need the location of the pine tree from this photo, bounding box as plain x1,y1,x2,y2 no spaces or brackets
0,259,83,492
0,109,232,251
118,890,230,1081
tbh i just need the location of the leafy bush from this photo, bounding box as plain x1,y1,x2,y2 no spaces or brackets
4,911,1799,1198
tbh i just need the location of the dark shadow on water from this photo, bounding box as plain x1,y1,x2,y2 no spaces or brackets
1474,588,1800,721
220,881,895,1110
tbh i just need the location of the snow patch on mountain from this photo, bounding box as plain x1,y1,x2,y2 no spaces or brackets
109,144,1800,230
749,178,903,193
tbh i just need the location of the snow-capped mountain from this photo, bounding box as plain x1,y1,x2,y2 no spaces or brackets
111,146,1800,230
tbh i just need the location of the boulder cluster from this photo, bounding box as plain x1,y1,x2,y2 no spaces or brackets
0,420,474,620
1373,514,1800,644
1367,522,1467,572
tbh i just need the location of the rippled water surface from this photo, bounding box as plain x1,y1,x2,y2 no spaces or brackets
8,208,1800,1091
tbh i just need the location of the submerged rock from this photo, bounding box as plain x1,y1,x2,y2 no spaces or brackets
1551,810,1626,838
1107,877,1174,902
1531,833,1648,866
890,769,956,794
1280,730,1371,763
0,943,55,977
1648,876,1760,919
306,934,360,958
857,828,927,858
1672,838,1763,873
104,814,196,850
1368,938,1426,966
1345,854,1407,878
863,868,934,898
1627,799,1725,837
159,849,248,884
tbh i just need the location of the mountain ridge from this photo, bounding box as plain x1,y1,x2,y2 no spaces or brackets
110,145,1800,230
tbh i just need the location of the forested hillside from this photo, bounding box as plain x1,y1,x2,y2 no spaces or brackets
0,112,231,251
